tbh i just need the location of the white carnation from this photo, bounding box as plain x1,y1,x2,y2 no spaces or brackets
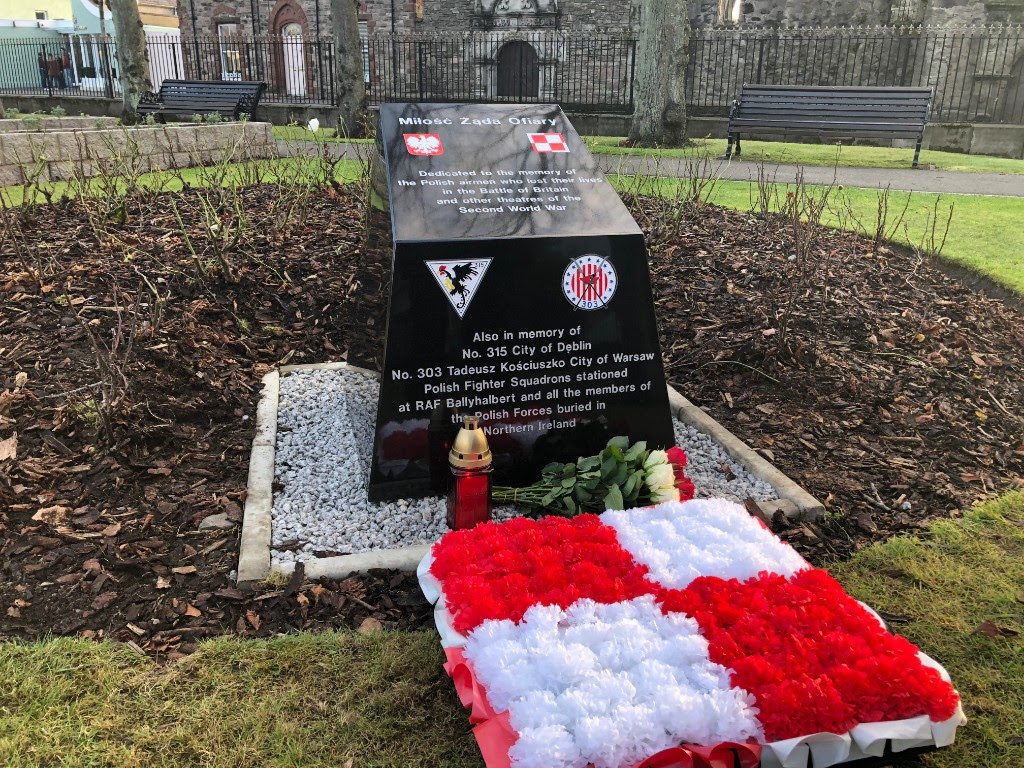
601,499,809,590
464,596,762,768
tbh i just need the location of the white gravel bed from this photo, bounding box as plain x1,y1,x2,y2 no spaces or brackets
271,368,778,567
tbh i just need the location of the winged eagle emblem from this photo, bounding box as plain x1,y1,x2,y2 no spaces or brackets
438,263,480,312
405,133,443,156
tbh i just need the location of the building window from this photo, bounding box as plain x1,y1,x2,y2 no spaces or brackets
718,0,743,25
890,0,925,24
217,23,243,81
35,11,49,20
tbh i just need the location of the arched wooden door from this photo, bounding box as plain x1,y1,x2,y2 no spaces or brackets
496,41,540,101
281,22,307,97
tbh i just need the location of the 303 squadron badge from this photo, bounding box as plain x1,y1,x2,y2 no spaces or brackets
562,255,617,310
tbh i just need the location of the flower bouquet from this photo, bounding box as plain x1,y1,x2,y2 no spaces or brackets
492,436,695,515
418,499,965,768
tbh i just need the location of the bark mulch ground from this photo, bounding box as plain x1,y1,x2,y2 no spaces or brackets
1,184,1021,658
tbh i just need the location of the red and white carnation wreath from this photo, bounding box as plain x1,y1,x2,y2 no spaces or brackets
418,498,965,768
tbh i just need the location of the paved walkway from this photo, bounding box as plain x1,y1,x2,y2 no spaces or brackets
594,153,1024,197
278,140,1024,197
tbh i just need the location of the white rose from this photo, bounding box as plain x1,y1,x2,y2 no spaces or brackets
645,463,675,495
643,450,668,472
307,118,320,133
650,486,681,504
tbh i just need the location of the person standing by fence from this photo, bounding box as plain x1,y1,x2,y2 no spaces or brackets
46,54,64,89
37,51,48,89
62,48,75,87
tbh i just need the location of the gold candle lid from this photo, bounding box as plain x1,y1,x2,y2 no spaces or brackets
449,415,493,470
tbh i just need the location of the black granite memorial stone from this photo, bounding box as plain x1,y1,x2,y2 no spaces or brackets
368,102,674,502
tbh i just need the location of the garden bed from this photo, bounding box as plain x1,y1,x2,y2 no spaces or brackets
1,179,1021,657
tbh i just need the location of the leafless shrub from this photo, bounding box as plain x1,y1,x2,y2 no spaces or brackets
770,169,836,361
907,195,955,260
73,283,141,444
751,158,780,218
837,184,913,256
170,183,249,283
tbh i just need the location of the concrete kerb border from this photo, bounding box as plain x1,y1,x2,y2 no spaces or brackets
237,369,279,585
237,365,825,586
666,384,825,522
237,362,431,586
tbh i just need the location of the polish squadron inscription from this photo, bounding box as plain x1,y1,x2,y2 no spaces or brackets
368,103,673,502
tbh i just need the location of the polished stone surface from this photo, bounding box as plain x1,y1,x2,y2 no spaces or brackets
379,102,641,243
370,103,672,502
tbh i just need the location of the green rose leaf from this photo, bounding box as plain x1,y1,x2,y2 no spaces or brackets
611,464,628,486
601,456,618,479
622,470,641,499
604,484,624,511
607,436,630,451
624,441,647,462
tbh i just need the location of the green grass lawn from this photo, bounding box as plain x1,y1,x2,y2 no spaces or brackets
1,492,1021,767
267,129,1024,174
273,125,375,144
611,175,1024,295
587,136,1024,175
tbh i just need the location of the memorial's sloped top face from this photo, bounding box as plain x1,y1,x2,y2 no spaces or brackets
380,103,641,243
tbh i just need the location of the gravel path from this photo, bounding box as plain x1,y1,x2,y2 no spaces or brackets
271,368,777,567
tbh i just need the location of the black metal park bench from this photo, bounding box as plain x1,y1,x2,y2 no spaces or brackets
138,79,267,122
725,85,934,168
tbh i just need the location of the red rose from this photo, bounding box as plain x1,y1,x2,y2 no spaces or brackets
666,446,688,469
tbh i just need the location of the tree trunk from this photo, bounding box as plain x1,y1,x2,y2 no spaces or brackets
108,0,152,124
329,0,367,137
629,0,690,147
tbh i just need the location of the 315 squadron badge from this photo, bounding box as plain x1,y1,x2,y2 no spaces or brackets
426,259,492,318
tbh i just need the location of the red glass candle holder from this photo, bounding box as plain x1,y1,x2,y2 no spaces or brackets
447,465,493,530
446,414,493,531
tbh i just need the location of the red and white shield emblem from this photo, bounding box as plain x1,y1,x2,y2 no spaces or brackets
563,255,617,310
528,132,569,153
404,133,444,156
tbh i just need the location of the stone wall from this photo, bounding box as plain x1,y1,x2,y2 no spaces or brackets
176,0,1024,38
177,0,639,39
0,116,120,133
0,121,276,186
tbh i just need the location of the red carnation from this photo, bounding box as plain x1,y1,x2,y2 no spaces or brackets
661,569,961,741
430,515,654,635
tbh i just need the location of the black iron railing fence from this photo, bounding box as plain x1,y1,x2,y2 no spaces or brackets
688,25,1024,124
1,26,1022,124
364,33,637,113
